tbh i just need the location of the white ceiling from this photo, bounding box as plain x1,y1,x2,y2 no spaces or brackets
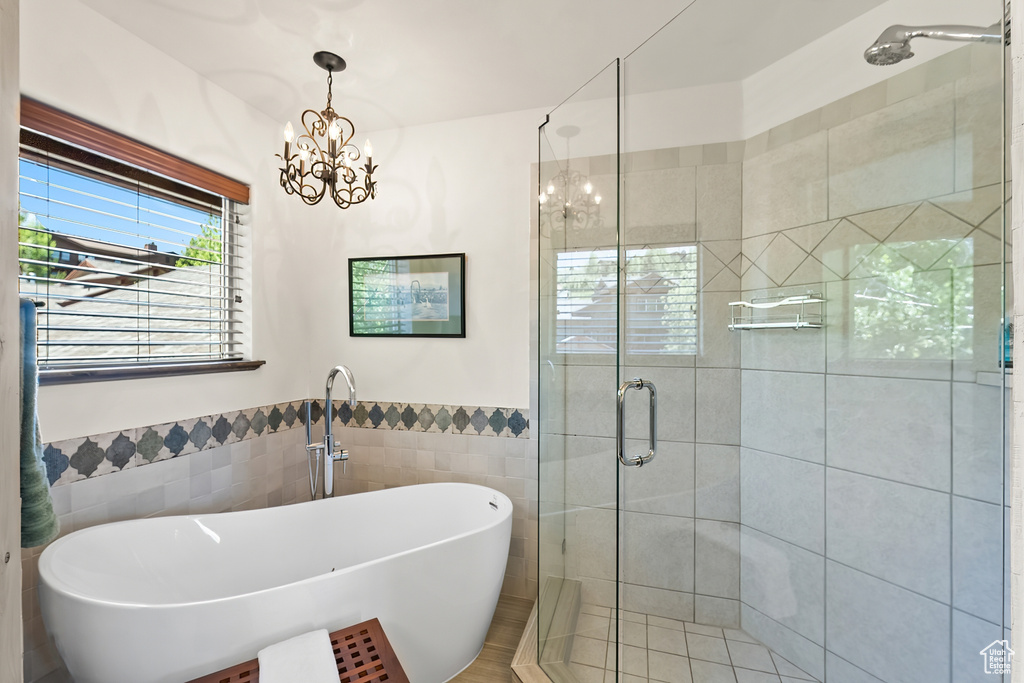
77,0,894,132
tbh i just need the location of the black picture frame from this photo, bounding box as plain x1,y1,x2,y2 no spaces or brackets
348,253,466,338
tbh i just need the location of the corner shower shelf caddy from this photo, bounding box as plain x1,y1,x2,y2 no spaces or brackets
728,293,825,331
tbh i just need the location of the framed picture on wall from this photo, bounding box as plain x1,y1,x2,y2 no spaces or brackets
348,253,466,337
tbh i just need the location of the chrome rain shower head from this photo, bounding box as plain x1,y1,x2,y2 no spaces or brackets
864,14,1006,66
864,27,915,65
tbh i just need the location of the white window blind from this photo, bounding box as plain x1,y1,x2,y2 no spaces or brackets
556,245,698,355
18,129,248,370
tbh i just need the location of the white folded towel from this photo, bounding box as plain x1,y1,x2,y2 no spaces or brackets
257,629,338,683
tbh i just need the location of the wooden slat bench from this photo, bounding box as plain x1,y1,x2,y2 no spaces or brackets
187,618,410,683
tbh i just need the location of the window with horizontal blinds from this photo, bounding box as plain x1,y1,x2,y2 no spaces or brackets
18,104,249,371
556,245,698,355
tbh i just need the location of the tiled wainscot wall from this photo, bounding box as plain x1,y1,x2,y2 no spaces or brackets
22,399,536,682
736,43,1009,683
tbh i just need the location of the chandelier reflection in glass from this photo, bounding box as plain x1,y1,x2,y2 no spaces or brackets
277,51,377,210
539,125,602,232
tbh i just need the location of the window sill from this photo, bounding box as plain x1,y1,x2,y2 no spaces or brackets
38,360,266,386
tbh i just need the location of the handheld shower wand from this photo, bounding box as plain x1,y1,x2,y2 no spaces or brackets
864,8,1008,66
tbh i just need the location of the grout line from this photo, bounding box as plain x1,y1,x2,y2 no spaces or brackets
693,328,701,620
824,648,890,683
745,518,998,622
740,442,999,503
822,324,829,673
948,266,956,683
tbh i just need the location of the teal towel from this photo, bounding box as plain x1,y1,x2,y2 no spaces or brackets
20,299,58,548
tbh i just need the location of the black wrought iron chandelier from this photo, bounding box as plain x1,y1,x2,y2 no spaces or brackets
539,125,601,232
277,51,377,209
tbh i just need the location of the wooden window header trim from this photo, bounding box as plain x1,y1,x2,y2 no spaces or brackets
20,97,250,204
20,131,223,213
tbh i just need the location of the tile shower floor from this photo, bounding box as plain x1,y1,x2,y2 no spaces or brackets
565,605,819,683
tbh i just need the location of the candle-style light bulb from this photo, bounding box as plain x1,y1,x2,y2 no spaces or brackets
297,144,310,162
282,121,294,160
364,139,373,159
547,183,555,195
539,193,548,204
595,195,602,205
327,120,340,159
584,182,593,195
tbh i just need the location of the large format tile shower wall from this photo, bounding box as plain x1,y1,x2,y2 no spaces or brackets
21,399,535,682
737,44,1007,683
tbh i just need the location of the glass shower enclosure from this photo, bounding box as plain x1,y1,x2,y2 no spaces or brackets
537,1,1011,682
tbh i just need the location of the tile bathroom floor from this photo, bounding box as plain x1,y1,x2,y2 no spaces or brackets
564,605,819,683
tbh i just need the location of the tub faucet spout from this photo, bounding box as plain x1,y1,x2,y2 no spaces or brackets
323,365,356,497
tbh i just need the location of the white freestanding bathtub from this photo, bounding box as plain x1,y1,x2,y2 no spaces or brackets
38,482,513,683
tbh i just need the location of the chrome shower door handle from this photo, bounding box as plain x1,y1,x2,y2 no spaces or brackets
616,378,657,467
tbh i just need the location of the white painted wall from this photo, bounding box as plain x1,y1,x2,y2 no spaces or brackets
305,108,541,410
0,1,20,679
21,0,316,442
21,0,537,442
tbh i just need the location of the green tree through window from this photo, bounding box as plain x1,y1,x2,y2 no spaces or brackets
175,217,223,268
18,210,64,280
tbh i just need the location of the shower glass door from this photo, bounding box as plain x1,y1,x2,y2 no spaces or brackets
614,7,747,681
537,59,622,681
